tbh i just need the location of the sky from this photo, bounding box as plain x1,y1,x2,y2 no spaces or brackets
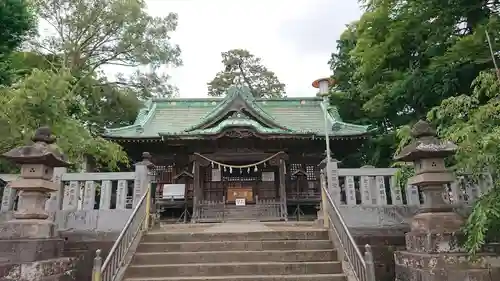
142,0,363,98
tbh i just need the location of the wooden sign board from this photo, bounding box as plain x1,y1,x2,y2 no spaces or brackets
162,184,186,199
227,187,253,202
211,169,221,182
262,171,275,182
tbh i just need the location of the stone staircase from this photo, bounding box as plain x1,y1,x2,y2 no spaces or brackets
197,204,284,222
122,224,346,281
224,204,260,220
225,204,283,221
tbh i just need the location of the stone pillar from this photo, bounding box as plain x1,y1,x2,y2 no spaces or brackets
133,152,155,208
0,126,74,280
1,185,17,212
44,167,66,212
99,180,112,210
317,169,328,228
393,120,499,281
319,156,341,204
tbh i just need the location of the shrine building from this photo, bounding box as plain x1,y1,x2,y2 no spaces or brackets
103,86,369,222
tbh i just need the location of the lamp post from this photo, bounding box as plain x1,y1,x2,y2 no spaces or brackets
313,78,335,194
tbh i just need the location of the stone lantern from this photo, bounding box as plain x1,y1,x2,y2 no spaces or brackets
394,120,462,233
0,127,74,281
393,120,497,281
0,126,70,239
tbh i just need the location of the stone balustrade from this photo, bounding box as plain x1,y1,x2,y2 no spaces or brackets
0,167,492,213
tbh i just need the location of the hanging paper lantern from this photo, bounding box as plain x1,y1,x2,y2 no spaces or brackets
254,166,258,172
247,167,250,173
211,162,214,168
229,167,232,173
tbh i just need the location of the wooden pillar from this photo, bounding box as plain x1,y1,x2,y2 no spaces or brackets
279,158,288,221
192,159,200,223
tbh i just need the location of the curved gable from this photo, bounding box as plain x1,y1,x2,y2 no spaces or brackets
184,86,291,132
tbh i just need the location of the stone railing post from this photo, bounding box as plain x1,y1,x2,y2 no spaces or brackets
92,249,102,281
133,152,155,208
45,167,67,212
1,184,16,212
364,244,376,281
319,169,329,228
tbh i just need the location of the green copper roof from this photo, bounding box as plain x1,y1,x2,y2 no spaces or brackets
104,86,370,139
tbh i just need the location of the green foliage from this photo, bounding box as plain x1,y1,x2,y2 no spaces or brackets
330,0,500,256
208,49,286,98
329,0,500,167
427,70,500,254
0,0,36,85
0,69,128,171
0,0,35,55
391,125,415,191
0,0,185,172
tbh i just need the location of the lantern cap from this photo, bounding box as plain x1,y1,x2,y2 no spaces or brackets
394,120,457,161
2,126,70,167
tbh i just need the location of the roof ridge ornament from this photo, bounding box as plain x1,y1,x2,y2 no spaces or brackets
228,111,249,119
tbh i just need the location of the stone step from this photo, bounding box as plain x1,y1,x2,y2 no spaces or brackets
143,230,328,242
124,273,347,281
125,261,342,278
132,249,337,264
136,239,332,252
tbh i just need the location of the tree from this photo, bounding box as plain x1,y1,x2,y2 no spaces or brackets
329,0,500,167
31,0,182,98
426,70,500,255
328,0,500,255
208,49,286,98
26,0,184,135
0,0,35,55
0,0,36,85
0,69,128,172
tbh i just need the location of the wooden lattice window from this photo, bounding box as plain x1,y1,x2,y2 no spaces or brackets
204,167,212,182
154,165,173,183
289,164,302,180
306,165,317,181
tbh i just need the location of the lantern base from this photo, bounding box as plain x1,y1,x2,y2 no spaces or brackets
394,251,500,281
0,256,75,281
410,211,464,233
0,219,56,239
0,237,63,262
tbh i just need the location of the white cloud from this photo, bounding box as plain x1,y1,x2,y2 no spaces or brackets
113,0,363,98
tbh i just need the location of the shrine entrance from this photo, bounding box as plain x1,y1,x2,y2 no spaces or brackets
193,152,287,222
199,155,281,204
